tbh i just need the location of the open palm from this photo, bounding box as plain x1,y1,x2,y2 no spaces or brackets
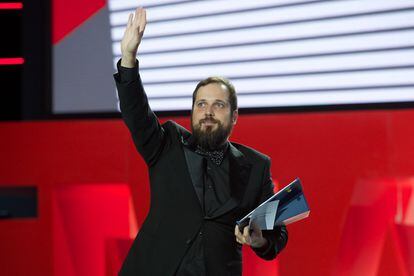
121,7,147,57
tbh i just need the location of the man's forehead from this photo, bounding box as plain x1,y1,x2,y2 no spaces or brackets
196,83,229,101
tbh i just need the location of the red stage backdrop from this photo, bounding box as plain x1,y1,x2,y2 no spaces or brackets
1,109,414,275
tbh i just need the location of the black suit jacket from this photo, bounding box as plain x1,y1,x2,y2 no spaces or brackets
114,60,288,276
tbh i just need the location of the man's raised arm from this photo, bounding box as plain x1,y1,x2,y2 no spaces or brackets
114,7,166,166
120,7,145,68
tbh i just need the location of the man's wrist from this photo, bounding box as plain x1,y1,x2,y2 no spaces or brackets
116,58,139,83
121,54,137,68
251,237,268,249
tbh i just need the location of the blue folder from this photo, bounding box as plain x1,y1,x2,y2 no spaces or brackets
237,178,310,229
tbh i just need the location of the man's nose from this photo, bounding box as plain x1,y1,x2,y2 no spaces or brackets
205,105,214,116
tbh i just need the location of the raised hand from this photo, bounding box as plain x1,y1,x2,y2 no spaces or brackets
121,7,147,67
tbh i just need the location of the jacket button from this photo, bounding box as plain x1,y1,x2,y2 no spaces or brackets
186,239,191,244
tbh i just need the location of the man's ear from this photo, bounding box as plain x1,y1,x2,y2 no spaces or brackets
232,110,238,125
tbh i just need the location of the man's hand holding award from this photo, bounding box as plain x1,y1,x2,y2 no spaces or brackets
236,178,310,236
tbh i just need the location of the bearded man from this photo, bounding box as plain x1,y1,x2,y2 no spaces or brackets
114,7,288,276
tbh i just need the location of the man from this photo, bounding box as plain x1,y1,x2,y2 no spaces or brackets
114,7,288,276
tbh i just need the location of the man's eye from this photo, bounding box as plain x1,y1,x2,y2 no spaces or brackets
197,102,205,107
215,102,225,108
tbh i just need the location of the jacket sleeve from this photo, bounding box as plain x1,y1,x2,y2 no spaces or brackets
113,58,166,166
251,157,288,260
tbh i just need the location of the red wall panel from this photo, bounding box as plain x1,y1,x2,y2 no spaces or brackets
1,109,414,275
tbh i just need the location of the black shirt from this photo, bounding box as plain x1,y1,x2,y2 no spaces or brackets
175,137,230,276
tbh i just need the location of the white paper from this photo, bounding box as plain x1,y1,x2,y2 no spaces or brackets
249,200,279,230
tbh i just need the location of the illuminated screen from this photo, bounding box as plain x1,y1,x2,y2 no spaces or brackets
52,0,414,113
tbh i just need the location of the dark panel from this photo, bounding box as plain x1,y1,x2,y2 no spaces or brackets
0,7,22,121
0,10,22,56
0,186,38,218
0,66,21,120
21,0,52,120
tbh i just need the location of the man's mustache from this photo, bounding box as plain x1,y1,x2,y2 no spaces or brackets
199,118,220,124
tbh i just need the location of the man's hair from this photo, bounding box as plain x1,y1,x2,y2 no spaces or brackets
192,76,238,113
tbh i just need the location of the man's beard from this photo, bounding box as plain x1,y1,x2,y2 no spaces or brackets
191,116,233,150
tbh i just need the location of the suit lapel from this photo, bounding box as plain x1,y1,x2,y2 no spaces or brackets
183,146,204,207
179,131,204,214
